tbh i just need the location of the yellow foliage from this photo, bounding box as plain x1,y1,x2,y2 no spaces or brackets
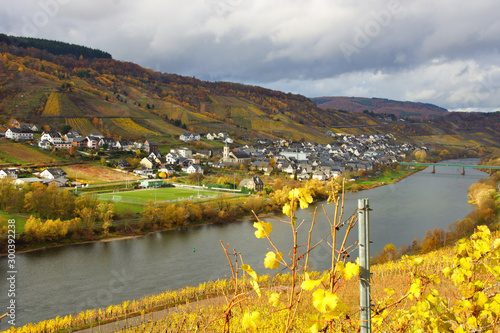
242,311,261,331
42,92,61,116
253,220,273,239
110,118,161,135
263,251,283,270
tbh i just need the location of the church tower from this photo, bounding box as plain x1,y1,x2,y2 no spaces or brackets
223,143,230,161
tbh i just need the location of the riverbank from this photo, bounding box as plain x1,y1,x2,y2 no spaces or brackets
0,164,453,255
7,212,279,256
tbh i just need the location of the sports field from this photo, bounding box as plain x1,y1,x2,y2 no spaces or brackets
98,187,229,204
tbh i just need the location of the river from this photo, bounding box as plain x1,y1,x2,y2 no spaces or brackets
0,159,487,329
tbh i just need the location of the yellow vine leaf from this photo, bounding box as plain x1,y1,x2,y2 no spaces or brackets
288,188,314,209
269,292,281,307
473,239,490,258
253,221,273,239
474,291,488,308
489,294,500,315
242,264,258,280
250,280,262,297
301,272,328,291
342,262,359,280
408,278,421,300
467,316,478,329
283,202,293,217
306,314,322,333
288,188,301,201
242,311,261,331
264,251,283,270
312,289,348,317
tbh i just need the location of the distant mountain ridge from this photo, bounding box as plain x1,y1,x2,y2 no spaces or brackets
312,96,448,119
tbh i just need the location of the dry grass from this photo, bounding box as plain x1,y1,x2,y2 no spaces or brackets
0,141,57,164
62,164,143,184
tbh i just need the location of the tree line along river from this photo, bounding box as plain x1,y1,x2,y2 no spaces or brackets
0,158,487,329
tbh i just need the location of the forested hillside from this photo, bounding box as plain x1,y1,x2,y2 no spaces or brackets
0,35,499,149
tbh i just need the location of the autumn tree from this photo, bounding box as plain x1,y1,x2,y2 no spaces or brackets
414,149,427,162
24,216,77,242
373,243,397,264
141,201,161,229
269,186,292,207
243,195,267,214
98,202,115,235
0,217,8,234
187,172,204,184
272,177,284,191
303,179,328,200
421,228,445,253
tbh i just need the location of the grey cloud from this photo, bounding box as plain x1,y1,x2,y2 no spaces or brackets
1,0,500,111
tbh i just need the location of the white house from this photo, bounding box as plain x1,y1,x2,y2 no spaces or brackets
86,136,100,149
166,153,179,164
185,165,204,174
171,147,192,158
40,168,67,179
134,167,155,177
0,169,17,179
158,165,175,175
5,128,33,140
98,137,116,149
312,172,327,181
179,133,200,142
40,132,63,144
64,130,81,142
206,133,217,140
140,157,156,169
38,140,52,150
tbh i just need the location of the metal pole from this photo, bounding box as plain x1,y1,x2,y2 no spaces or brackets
358,198,371,333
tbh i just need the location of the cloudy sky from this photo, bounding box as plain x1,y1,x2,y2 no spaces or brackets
2,0,500,111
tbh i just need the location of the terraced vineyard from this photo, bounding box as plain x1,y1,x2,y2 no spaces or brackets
65,118,101,136
108,118,161,136
41,92,61,116
42,92,83,117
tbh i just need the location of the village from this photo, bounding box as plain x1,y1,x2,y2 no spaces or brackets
0,119,419,191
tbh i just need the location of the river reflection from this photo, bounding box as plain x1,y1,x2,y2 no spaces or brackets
0,159,487,328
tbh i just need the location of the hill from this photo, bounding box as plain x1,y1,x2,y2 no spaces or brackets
0,35,498,151
312,96,449,119
0,36,373,145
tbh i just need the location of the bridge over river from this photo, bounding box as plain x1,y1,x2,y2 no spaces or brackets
398,162,500,175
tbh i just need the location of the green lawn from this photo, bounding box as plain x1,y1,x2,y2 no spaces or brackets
357,167,423,186
112,202,144,215
0,211,29,234
98,187,228,204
